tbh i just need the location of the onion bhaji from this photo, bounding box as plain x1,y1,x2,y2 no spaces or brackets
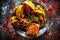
10,0,46,36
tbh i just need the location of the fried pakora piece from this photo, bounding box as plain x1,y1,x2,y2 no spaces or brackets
10,16,20,27
14,5,24,20
34,5,46,17
26,23,40,36
10,16,17,24
23,1,35,14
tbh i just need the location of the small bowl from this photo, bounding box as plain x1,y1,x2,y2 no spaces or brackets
12,2,49,38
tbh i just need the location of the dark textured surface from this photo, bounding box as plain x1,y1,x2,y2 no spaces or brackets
0,0,60,40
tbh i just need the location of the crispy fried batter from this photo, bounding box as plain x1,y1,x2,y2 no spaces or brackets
10,0,46,37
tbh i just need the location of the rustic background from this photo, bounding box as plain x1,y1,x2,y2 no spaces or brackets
0,0,60,40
